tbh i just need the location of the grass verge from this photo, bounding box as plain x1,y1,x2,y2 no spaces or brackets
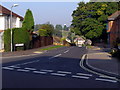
40,45,64,51
86,45,93,49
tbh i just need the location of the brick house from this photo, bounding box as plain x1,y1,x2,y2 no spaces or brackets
107,11,120,48
0,5,23,50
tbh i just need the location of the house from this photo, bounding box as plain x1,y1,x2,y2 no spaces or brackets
107,11,120,48
74,37,85,47
0,5,23,50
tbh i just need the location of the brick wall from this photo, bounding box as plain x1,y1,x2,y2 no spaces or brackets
109,16,120,47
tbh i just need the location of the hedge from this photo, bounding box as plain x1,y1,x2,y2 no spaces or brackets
4,28,30,51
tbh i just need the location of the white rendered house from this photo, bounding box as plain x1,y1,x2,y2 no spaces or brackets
0,5,23,50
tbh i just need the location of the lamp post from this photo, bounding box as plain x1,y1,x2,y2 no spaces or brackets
10,4,19,52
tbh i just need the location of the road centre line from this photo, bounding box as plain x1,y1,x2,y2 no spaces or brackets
49,54,62,59
33,71,47,74
76,73,92,77
24,68,36,70
57,71,71,74
51,73,66,76
40,69,53,72
8,66,20,68
64,50,69,53
17,69,30,72
2,67,14,70
72,75,89,79
95,78,117,83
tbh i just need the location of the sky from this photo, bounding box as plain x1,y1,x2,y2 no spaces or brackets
1,1,90,27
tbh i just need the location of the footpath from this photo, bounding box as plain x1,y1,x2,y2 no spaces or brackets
0,45,54,58
87,46,120,77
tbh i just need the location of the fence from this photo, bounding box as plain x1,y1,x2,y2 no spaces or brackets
32,36,53,48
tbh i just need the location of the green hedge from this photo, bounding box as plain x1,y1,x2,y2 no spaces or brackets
4,28,30,51
4,29,11,51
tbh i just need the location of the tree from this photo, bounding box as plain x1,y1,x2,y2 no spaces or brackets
63,24,69,31
39,24,54,36
71,2,119,42
55,24,62,30
22,9,34,33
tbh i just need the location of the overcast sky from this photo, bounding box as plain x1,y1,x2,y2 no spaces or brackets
1,1,90,27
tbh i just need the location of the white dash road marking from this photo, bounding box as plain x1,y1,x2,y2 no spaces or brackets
64,50,69,53
95,78,117,83
2,67,14,70
24,68,36,70
49,54,62,59
76,73,92,77
8,66,20,68
40,69,53,72
57,71,71,74
51,73,66,76
72,75,89,79
17,69,30,72
33,71,47,74
21,61,36,65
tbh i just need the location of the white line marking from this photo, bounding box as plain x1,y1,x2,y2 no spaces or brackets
64,50,69,53
57,71,71,74
51,73,66,76
79,54,119,81
76,73,92,77
17,69,29,72
24,68,36,70
99,75,110,78
8,66,20,68
49,54,62,59
2,67,14,70
21,61,37,65
54,54,62,57
86,55,120,76
40,69,53,72
72,75,89,79
95,78,117,83
33,71,47,74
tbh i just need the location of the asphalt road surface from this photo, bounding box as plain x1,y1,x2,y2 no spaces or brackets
2,46,120,88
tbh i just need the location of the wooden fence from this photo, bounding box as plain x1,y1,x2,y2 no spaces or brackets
32,36,53,48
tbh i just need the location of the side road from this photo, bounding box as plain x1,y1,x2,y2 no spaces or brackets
87,46,120,77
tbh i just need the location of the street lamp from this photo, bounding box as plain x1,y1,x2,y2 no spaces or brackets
10,4,19,52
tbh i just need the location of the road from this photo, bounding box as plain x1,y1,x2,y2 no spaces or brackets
2,46,119,88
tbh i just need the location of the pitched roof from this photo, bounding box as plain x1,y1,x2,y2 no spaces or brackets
0,5,23,20
108,11,120,21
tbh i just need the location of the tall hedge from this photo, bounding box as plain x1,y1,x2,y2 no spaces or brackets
4,28,30,51
4,29,11,51
13,28,30,50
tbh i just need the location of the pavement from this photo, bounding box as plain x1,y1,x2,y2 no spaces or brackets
1,45,55,58
87,46,120,77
